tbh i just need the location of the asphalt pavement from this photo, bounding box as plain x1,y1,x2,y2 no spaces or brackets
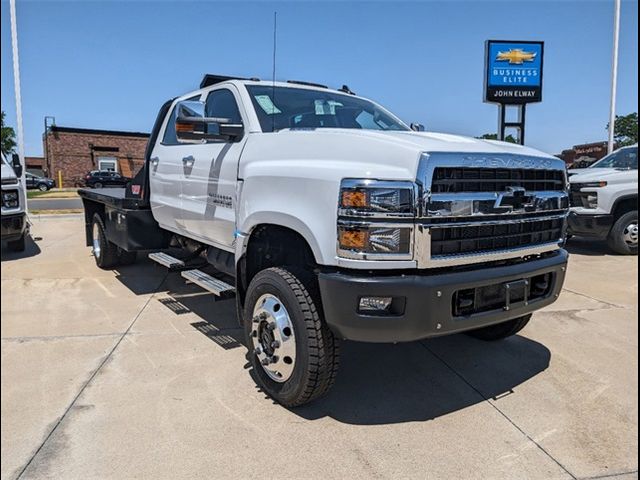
27,197,83,211
1,216,638,480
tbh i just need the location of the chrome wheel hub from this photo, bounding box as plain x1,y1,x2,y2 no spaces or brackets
251,294,296,383
92,223,101,258
623,221,638,246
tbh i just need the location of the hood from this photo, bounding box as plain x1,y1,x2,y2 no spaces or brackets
241,128,562,183
568,167,618,176
281,128,557,157
569,168,637,185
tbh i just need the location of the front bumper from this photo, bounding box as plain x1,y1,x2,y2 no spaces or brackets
567,211,613,238
1,213,27,241
318,249,568,343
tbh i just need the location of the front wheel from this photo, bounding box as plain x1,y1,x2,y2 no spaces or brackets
93,182,103,189
466,314,532,341
38,183,50,192
244,267,340,407
608,210,638,255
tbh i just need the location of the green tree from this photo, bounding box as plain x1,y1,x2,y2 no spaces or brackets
476,133,518,144
1,111,17,155
608,112,638,147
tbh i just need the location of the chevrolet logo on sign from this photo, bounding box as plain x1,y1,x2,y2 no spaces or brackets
496,48,537,65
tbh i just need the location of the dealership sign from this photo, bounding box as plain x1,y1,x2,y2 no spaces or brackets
484,40,544,104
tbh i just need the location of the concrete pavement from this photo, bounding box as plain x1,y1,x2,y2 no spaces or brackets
1,216,638,480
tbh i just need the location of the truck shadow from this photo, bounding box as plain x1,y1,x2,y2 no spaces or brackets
288,334,550,425
113,259,550,425
0,235,41,262
565,237,613,256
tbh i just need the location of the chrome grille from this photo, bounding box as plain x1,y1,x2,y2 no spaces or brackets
431,167,565,193
431,217,564,256
415,152,569,268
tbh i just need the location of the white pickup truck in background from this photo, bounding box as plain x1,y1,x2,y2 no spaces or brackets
568,144,638,255
1,152,28,252
79,75,570,406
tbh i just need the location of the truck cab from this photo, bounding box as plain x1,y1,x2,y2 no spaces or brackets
1,152,28,252
79,75,570,406
568,144,638,255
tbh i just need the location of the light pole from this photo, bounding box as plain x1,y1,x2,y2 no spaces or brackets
607,0,622,154
9,0,26,210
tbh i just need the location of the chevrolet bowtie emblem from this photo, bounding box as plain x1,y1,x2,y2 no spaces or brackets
496,49,537,65
494,187,534,212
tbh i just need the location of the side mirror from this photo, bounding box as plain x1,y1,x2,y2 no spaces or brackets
175,100,243,143
11,153,23,177
410,123,425,132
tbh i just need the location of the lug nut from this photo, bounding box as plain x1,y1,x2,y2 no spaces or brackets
251,330,258,338
255,346,262,355
271,355,279,364
252,315,260,324
271,340,280,349
261,357,271,366
266,322,276,331
259,312,268,320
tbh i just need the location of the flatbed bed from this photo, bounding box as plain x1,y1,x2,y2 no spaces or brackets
77,187,149,210
78,186,169,252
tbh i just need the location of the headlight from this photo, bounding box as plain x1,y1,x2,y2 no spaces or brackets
586,193,599,209
338,225,412,255
339,179,415,217
579,181,607,188
2,191,19,208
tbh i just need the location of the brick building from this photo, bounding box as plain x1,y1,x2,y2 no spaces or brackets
43,126,150,187
25,156,45,176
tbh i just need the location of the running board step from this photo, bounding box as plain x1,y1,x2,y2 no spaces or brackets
148,252,185,270
181,269,235,296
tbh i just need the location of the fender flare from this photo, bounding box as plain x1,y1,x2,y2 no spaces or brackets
236,211,325,265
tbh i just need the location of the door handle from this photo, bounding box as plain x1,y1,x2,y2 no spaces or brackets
182,155,195,165
150,156,159,166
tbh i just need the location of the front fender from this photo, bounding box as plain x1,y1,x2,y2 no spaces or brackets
238,210,325,264
237,175,338,265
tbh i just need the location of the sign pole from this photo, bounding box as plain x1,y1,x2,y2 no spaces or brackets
9,0,27,213
607,0,621,154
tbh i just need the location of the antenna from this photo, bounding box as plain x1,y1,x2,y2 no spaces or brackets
271,11,277,132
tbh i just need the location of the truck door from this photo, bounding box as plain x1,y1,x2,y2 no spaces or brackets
181,87,246,249
148,95,201,233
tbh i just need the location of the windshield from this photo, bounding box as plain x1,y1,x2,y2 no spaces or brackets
246,85,409,133
590,146,637,169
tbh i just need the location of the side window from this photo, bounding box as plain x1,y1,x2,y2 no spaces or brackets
162,95,201,145
205,89,242,124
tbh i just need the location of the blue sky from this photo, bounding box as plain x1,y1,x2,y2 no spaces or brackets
1,0,638,156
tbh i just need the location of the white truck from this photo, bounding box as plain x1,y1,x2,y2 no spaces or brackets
1,152,28,252
79,75,570,406
568,144,638,255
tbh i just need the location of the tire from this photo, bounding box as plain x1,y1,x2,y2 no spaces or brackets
91,213,120,269
7,233,26,252
38,183,49,192
244,267,340,407
607,210,638,255
93,182,103,189
466,314,532,341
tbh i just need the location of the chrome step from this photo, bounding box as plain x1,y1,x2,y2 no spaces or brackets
181,269,235,296
148,252,185,269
